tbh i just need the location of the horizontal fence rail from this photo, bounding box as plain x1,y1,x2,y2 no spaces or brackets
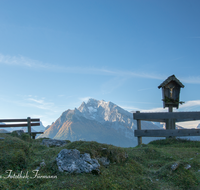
135,129,200,137
0,123,40,127
0,119,40,122
133,111,200,122
0,117,41,139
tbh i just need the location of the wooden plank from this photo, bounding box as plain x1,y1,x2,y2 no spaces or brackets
134,129,200,137
0,123,40,127
0,118,40,122
142,119,166,122
133,112,200,121
3,132,43,134
31,132,44,134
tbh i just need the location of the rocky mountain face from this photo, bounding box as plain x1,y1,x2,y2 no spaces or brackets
39,99,165,147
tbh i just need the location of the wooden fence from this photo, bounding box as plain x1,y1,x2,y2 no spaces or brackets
0,117,43,139
133,111,200,145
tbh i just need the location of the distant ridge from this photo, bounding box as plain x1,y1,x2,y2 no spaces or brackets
0,129,9,133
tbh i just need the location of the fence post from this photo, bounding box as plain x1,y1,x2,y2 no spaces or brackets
166,105,176,138
136,111,142,145
27,117,31,137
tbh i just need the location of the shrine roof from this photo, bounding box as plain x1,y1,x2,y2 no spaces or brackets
158,75,185,89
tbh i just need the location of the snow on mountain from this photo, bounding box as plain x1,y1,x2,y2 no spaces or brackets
78,98,161,131
78,99,133,125
152,122,165,129
76,99,136,139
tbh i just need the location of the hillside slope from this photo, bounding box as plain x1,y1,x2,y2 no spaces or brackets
0,133,199,190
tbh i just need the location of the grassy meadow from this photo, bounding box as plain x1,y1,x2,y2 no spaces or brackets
0,133,200,190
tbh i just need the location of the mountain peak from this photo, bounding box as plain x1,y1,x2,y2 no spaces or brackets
87,98,98,104
81,99,116,111
76,98,130,123
78,101,87,113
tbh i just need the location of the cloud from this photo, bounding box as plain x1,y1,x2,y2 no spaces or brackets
28,98,45,104
119,105,141,111
137,88,154,91
177,120,199,129
179,76,200,84
138,100,200,112
0,53,165,80
26,97,55,111
0,53,46,68
2,53,200,85
179,100,200,110
141,107,168,112
79,97,92,102
101,76,128,94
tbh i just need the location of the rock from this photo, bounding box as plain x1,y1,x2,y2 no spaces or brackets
35,160,46,171
97,157,110,167
12,130,25,136
185,164,191,170
41,139,68,147
56,149,100,174
171,162,179,171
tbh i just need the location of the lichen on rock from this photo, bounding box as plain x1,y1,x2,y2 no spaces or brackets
56,149,100,174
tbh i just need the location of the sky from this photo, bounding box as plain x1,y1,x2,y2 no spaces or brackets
0,0,200,128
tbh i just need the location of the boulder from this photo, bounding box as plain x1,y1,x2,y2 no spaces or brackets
41,139,68,147
56,149,100,174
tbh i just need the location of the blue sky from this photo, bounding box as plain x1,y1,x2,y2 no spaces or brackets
0,0,200,128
